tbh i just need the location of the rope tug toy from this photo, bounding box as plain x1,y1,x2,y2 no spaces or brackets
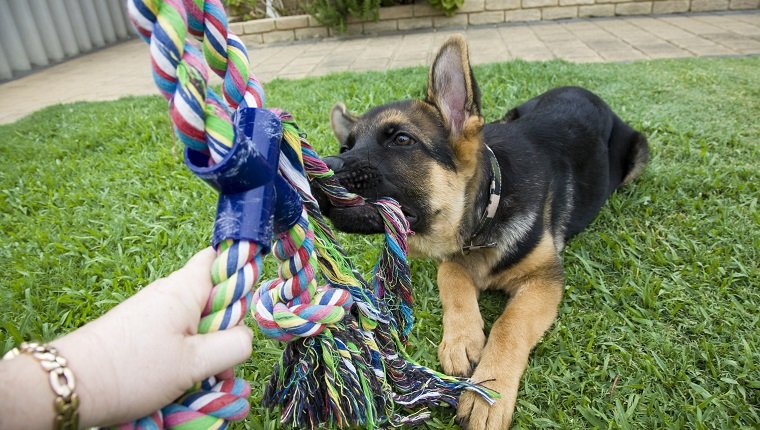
126,0,497,428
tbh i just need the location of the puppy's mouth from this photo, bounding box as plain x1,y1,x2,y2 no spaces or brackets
317,157,418,234
321,199,417,235
400,207,418,227
331,163,382,194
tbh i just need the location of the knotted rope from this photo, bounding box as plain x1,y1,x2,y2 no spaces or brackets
128,0,497,428
129,0,262,162
263,115,499,428
253,210,353,341
127,0,264,427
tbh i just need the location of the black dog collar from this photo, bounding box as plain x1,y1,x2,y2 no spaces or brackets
463,145,502,253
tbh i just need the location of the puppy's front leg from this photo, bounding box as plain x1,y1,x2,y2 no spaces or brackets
438,260,486,377
457,266,563,429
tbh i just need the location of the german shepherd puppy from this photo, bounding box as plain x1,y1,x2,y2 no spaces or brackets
316,35,648,429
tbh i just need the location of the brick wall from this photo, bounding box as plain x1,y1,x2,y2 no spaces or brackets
231,0,759,44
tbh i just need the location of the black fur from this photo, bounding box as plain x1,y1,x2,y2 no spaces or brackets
314,36,649,428
319,86,648,263
484,86,648,272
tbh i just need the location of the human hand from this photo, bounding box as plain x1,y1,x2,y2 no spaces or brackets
53,247,253,428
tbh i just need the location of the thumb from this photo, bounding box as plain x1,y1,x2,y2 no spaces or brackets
176,247,217,307
186,325,254,382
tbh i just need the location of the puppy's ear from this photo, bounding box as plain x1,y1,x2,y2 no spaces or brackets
427,35,482,138
330,103,358,151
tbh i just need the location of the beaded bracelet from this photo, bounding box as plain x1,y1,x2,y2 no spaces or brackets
3,342,80,430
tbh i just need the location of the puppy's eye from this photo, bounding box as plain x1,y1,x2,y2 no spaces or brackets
393,133,415,146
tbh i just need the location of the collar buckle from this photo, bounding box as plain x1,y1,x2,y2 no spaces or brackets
462,242,498,254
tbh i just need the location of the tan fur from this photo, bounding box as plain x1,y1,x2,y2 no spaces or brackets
457,270,563,430
442,222,559,297
490,232,563,289
407,116,487,260
408,163,468,259
438,232,564,429
437,261,486,376
455,115,485,169
375,110,410,127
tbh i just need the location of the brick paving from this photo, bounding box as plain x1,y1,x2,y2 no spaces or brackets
1,11,759,125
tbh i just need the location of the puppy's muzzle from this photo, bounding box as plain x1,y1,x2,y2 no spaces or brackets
324,156,382,194
323,156,344,172
311,156,387,235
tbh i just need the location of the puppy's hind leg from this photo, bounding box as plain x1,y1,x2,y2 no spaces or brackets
607,115,649,189
437,261,486,377
620,131,649,186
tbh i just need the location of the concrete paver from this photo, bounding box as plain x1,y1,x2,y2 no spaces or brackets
1,10,759,125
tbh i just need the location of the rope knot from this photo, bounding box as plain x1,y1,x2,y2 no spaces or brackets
253,212,354,341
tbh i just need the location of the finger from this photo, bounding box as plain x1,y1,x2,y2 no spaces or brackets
187,325,254,382
183,247,216,282
168,247,216,306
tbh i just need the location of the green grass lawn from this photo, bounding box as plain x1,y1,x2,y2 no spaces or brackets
1,57,758,429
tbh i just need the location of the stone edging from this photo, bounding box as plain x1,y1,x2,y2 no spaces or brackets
230,0,759,44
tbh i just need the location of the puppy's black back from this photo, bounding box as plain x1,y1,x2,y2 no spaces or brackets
492,86,648,242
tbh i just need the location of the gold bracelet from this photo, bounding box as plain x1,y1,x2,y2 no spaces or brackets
3,342,80,430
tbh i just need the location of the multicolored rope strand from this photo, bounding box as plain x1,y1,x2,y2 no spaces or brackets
128,0,264,162
183,0,264,110
128,0,498,428
372,197,414,343
265,114,500,428
252,210,353,341
127,0,264,428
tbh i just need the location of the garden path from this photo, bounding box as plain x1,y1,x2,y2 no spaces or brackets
1,10,758,125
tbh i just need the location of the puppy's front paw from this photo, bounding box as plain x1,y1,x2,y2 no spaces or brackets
456,368,517,430
438,327,485,377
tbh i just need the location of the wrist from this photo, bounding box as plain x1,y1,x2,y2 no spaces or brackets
0,350,58,428
53,322,119,428
1,342,80,429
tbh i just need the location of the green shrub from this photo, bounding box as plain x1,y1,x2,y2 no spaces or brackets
223,0,262,20
306,0,459,33
428,0,463,15
305,0,383,32
225,0,463,33
223,0,309,21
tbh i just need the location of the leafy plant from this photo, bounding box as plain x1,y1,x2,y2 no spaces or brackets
223,0,309,20
304,0,383,32
223,0,262,20
428,0,463,16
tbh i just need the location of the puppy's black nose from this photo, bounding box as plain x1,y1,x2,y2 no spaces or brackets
324,156,344,172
